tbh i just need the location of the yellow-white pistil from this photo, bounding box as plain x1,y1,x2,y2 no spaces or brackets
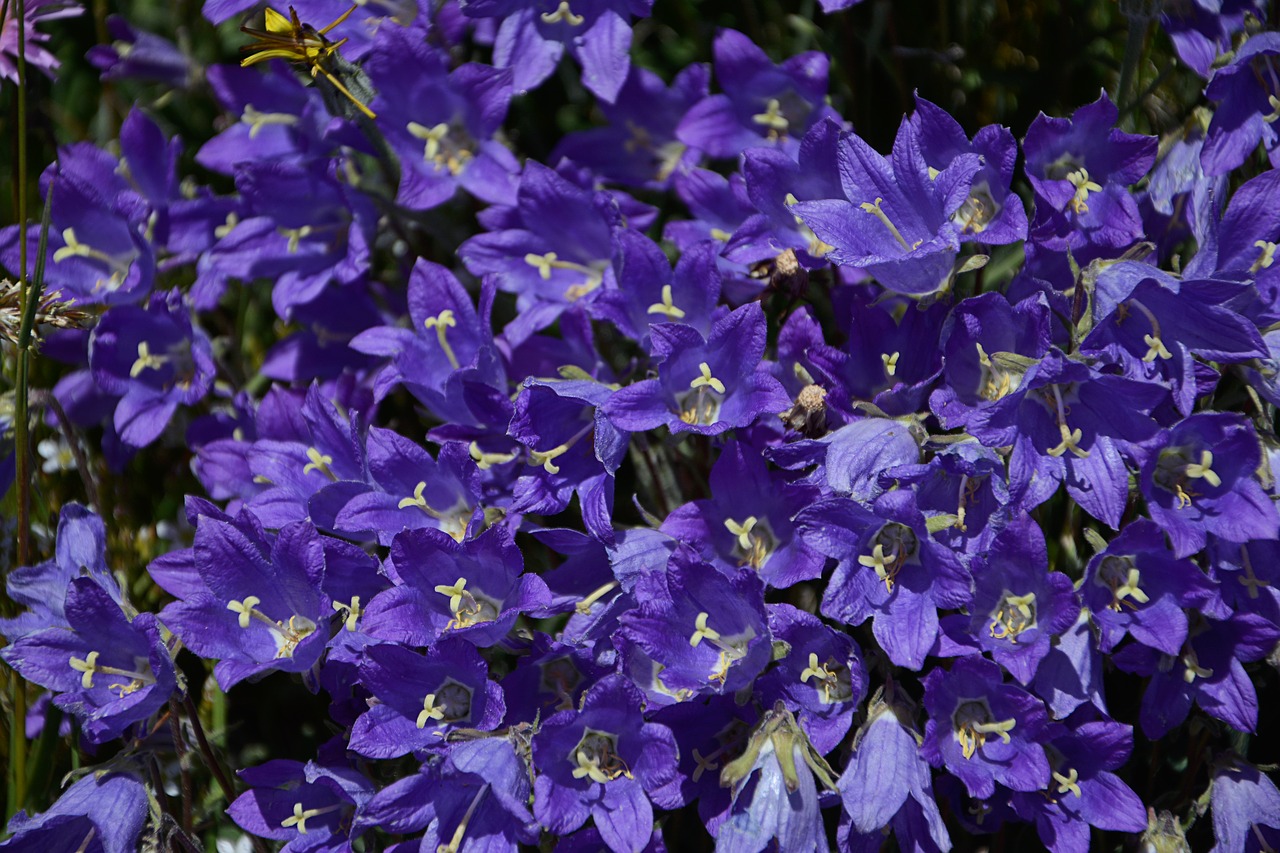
541,1,584,24
68,650,155,696
424,309,460,369
647,284,686,319
570,728,632,783
952,699,1016,759
433,577,499,630
225,595,317,659
988,591,1037,643
302,447,337,480
523,251,606,301
1066,168,1102,215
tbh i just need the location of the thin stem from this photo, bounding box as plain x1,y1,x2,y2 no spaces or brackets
8,0,31,817
179,694,272,853
168,700,194,834
1115,5,1152,131
35,390,102,512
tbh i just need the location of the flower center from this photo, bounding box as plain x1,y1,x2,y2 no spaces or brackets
68,650,156,696
799,653,853,704
1066,167,1102,215
857,522,918,592
952,698,1016,759
1153,446,1221,509
723,515,777,570
570,728,632,783
647,284,686,319
988,590,1037,642
407,120,474,176
433,577,500,630
225,596,317,658
1095,555,1150,611
416,677,473,728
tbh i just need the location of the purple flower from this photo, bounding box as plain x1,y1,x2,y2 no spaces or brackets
1202,32,1280,176
964,348,1164,528
618,550,772,704
158,513,332,690
0,769,147,853
461,0,653,102
458,162,619,345
1113,610,1280,738
89,290,216,448
839,694,950,851
1083,519,1226,655
532,675,678,852
940,513,1080,685
1083,264,1266,415
335,430,481,545
1160,0,1268,77
1,577,176,743
793,118,984,296
1210,755,1280,853
0,0,83,83
1009,711,1147,853
1139,413,1279,557
86,15,194,86
348,638,505,758
659,439,824,588
677,28,834,158
363,526,551,648
553,64,708,188
228,758,373,853
367,26,519,209
0,503,120,641
920,656,1051,799
907,94,1028,245
1022,92,1156,248
510,377,628,542
798,489,971,670
602,302,790,436
756,604,866,753
356,735,539,849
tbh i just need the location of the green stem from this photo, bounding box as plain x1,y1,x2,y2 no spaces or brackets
1115,5,1151,130
8,0,31,819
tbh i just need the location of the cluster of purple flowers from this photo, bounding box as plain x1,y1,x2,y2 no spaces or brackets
4,0,1280,851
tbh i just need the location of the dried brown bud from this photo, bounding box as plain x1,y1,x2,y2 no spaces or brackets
780,383,828,437
770,248,807,298
0,279,91,348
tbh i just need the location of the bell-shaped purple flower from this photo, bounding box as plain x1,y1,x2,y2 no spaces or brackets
1,578,176,743
618,550,772,705
0,769,147,853
89,289,215,448
1202,32,1280,176
677,28,834,159
1139,412,1279,557
793,118,984,295
348,638,505,758
920,656,1051,799
228,758,374,853
158,513,331,690
1084,519,1226,655
602,302,790,436
532,675,678,853
1209,755,1280,853
367,26,519,209
940,513,1080,684
363,526,551,648
798,489,971,670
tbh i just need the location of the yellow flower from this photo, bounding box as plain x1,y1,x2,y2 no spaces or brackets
240,5,376,120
